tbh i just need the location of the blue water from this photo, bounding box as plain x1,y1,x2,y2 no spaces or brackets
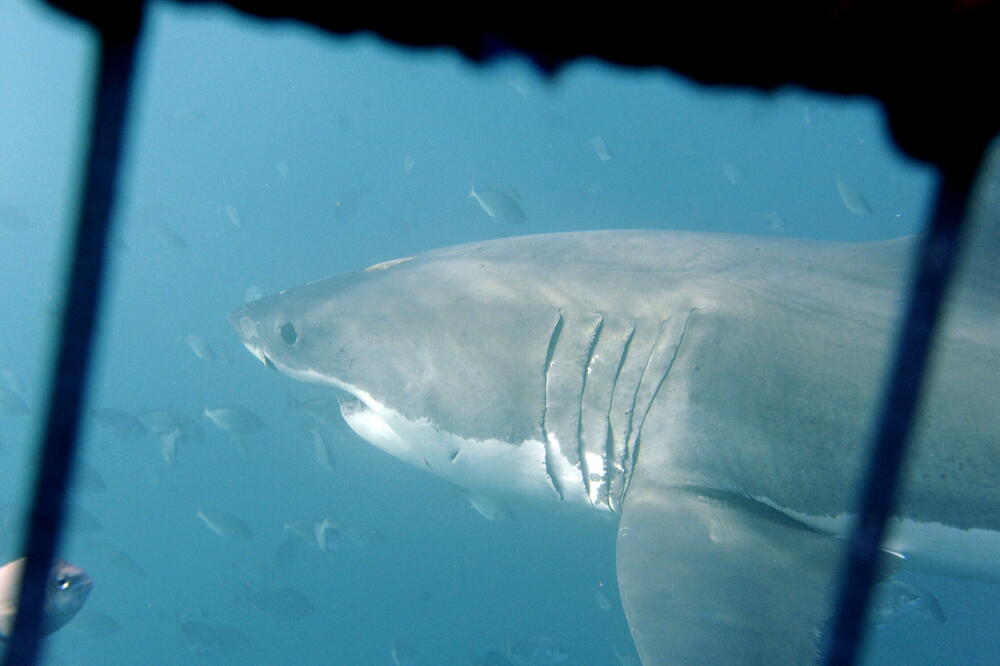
0,1,995,664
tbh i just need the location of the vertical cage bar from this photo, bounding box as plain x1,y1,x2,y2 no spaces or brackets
823,160,978,665
2,6,145,666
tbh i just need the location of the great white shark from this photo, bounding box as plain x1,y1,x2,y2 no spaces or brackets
230,227,999,664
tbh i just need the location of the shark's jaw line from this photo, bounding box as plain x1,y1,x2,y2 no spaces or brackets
248,341,604,512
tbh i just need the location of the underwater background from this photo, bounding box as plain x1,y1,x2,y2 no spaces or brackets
0,1,996,663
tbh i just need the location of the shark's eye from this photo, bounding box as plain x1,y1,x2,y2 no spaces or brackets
279,322,298,346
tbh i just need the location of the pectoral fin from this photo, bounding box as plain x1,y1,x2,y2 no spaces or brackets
616,486,844,665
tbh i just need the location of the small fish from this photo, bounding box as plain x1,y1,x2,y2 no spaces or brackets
288,393,343,428
180,334,216,362
283,520,316,542
765,211,787,234
67,506,103,534
313,517,342,553
241,585,314,619
272,536,302,569
275,161,289,180
159,428,182,466
138,410,199,440
392,640,420,666
149,225,187,249
309,427,335,472
721,161,746,185
589,135,612,161
72,460,107,494
219,203,243,228
0,386,30,417
244,285,265,303
87,407,146,438
402,156,416,174
594,582,612,611
83,539,146,578
509,636,568,665
0,557,93,639
870,579,946,626
463,491,514,521
836,173,873,215
469,184,526,224
179,620,249,656
196,508,254,540
203,405,265,435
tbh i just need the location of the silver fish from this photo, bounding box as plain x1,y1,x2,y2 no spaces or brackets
870,578,946,626
71,460,107,494
159,428,182,466
836,172,873,215
67,506,102,534
180,334,216,362
179,620,249,656
463,490,513,522
765,210,787,234
202,405,265,435
309,427,335,472
83,539,146,578
220,203,243,228
392,640,420,666
288,394,342,428
149,225,187,249
313,517,342,553
87,407,146,438
594,583,612,612
0,557,93,639
282,520,315,542
721,160,746,185
589,135,612,161
272,536,302,569
240,585,314,619
138,410,202,443
196,508,253,540
468,184,526,224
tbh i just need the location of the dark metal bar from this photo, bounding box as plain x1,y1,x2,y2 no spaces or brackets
822,160,979,665
2,7,145,666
